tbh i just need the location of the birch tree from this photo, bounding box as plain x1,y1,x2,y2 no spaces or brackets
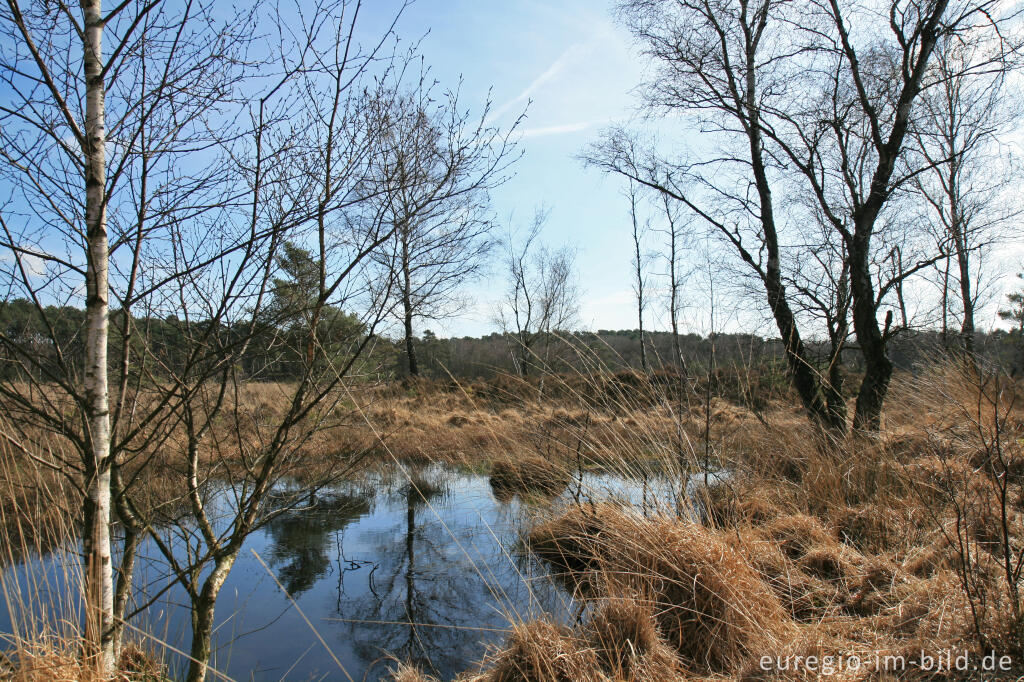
82,1,112,668
627,180,650,371
113,6,411,679
499,211,579,377
370,79,520,376
0,0,263,671
763,0,1012,428
658,192,691,375
590,0,848,432
594,0,1015,431
0,2,409,679
913,36,1020,356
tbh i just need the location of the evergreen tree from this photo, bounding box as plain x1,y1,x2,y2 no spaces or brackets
999,272,1024,375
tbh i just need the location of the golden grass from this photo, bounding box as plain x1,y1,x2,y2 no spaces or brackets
489,455,572,498
458,603,681,682
460,362,1024,681
5,362,1024,682
529,504,791,673
388,662,440,682
0,641,167,682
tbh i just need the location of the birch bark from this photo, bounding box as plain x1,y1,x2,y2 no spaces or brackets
80,0,115,673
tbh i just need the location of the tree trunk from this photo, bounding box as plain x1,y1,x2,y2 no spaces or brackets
664,196,689,377
403,304,418,377
631,190,647,372
111,528,139,662
843,0,945,430
824,357,846,431
518,333,531,377
669,269,687,376
953,221,975,356
637,318,647,372
849,238,892,431
823,269,850,435
764,275,836,429
186,556,237,682
741,36,837,433
670,314,685,374
111,463,141,664
750,166,835,431
401,232,418,376
941,255,951,348
81,0,116,673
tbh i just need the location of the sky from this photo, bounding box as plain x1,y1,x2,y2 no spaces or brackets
2,0,1020,341
357,0,657,338
353,0,1024,340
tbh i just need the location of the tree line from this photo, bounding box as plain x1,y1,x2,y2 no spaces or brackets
591,0,1023,434
4,291,1021,387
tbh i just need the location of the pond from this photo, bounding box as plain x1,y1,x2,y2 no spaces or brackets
0,463,706,681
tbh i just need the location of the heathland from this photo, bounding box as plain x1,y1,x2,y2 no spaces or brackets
2,357,1023,681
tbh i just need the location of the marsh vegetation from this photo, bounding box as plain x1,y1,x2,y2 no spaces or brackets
2,0,1024,680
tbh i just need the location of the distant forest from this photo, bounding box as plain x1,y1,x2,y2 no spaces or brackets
401,327,1024,381
4,298,1020,385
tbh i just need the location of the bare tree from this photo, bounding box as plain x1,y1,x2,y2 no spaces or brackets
753,0,1014,428
0,2,415,680
657,192,691,375
594,0,1014,431
627,180,650,371
117,6,413,679
0,0,269,671
590,0,847,433
369,75,521,376
499,210,579,377
913,35,1020,356
782,205,853,427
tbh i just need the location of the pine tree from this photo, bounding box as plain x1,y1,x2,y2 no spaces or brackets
999,272,1024,375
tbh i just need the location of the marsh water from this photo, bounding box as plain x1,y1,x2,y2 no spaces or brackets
1,463,697,681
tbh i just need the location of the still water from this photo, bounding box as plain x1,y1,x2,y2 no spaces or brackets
1,463,689,681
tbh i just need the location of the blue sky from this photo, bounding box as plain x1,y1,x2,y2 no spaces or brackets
359,0,658,337
356,0,1024,340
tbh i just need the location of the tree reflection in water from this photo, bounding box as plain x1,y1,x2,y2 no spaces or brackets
340,467,563,679
354,469,453,676
263,489,373,597
254,467,571,680
3,464,672,681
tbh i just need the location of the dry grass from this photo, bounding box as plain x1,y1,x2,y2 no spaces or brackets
0,437,171,682
489,455,572,499
455,362,1024,681
458,603,681,682
388,662,440,682
529,504,791,673
472,620,597,682
582,595,681,680
0,641,166,682
5,363,1024,682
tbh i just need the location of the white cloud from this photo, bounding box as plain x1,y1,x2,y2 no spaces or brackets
519,121,592,138
486,41,590,124
1,249,48,278
579,289,636,331
22,253,46,277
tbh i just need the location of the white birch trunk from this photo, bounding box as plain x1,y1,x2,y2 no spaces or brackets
186,556,238,682
81,0,116,674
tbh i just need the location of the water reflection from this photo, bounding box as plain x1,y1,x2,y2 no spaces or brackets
345,470,454,674
332,466,569,679
2,463,692,681
264,490,372,597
